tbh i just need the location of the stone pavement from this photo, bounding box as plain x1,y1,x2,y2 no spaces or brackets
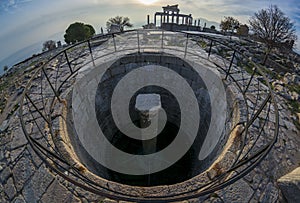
1,91,299,202
0,32,299,202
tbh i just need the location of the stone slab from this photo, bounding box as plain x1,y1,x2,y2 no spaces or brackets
278,167,300,203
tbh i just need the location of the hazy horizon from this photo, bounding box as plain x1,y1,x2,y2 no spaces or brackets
1,0,299,71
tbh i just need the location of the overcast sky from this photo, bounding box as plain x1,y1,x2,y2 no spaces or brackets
1,0,299,68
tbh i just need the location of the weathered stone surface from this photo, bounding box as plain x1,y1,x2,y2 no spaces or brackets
10,147,25,163
202,196,223,203
0,119,10,133
297,113,300,124
0,132,12,145
40,179,80,203
259,182,278,202
74,187,103,202
103,198,118,203
0,166,11,183
0,31,299,203
217,179,254,203
4,177,16,200
22,165,54,202
13,195,26,203
26,146,42,168
0,148,4,161
12,156,35,191
278,167,300,203
10,127,27,150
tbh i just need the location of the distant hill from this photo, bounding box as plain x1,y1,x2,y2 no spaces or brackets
0,31,64,75
197,17,219,29
0,42,42,75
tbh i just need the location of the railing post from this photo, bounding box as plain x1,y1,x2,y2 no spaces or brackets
243,67,257,94
41,67,61,103
184,34,189,58
225,50,236,80
112,34,117,52
87,40,92,54
88,40,96,67
208,40,213,59
161,30,164,49
137,30,140,53
64,50,73,74
25,94,50,124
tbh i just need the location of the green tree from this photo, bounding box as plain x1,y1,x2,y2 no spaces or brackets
64,22,96,44
220,16,240,33
85,24,96,36
42,40,57,52
106,16,133,32
249,5,297,63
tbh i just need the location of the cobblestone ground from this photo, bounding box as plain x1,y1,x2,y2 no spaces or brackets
0,35,300,202
1,91,299,203
208,96,300,203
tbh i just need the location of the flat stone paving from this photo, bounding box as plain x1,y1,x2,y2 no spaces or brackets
0,34,299,202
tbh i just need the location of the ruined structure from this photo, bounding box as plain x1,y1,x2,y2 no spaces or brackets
8,29,291,202
153,5,201,31
0,7,299,202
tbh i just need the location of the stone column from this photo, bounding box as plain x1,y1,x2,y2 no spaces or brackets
135,94,161,154
189,15,193,25
167,13,169,23
160,14,162,26
172,12,174,23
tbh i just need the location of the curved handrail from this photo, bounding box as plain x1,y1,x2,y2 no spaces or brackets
19,29,279,202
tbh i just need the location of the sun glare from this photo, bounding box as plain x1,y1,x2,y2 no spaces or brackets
139,0,159,5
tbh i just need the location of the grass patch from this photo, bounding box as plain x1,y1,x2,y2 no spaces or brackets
288,100,300,113
244,65,256,75
197,40,207,48
286,84,300,94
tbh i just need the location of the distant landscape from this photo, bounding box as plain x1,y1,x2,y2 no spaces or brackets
1,0,299,74
0,32,64,75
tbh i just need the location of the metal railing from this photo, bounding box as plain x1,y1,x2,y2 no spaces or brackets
19,29,279,202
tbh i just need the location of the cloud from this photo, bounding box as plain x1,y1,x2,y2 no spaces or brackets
1,0,300,63
0,0,15,11
0,0,34,12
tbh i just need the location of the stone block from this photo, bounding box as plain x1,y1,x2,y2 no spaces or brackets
278,167,300,203
167,63,181,74
120,55,136,64
0,166,12,183
161,55,174,64
180,67,197,82
110,65,125,77
125,63,138,72
40,179,80,203
144,54,159,63
217,179,254,202
12,195,26,203
135,54,145,63
22,165,54,202
10,127,27,150
12,157,35,191
4,177,16,200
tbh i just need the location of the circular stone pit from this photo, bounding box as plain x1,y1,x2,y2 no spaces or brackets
56,52,244,197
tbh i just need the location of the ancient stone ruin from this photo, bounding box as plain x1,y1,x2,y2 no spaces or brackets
0,8,299,203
